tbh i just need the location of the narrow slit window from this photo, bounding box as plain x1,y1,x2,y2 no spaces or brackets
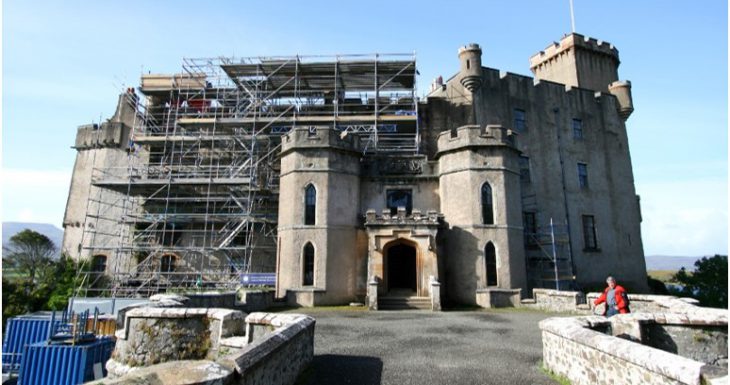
305,184,316,225
303,243,314,286
481,183,494,225
485,242,498,286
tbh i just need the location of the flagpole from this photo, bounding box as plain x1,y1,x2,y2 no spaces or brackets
569,0,576,33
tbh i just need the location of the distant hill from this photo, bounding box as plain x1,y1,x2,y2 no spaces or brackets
3,222,64,258
645,255,701,272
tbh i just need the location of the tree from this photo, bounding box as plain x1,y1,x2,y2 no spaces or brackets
674,255,728,308
2,229,57,285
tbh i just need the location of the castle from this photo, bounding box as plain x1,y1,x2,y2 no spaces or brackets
62,32,648,306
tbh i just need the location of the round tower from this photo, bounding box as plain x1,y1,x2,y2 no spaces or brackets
608,80,634,121
436,125,527,305
458,44,483,92
276,127,362,306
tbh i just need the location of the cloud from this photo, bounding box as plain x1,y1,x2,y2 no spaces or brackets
637,177,727,256
2,169,72,226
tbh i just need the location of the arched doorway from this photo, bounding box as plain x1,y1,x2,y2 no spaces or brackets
385,241,417,295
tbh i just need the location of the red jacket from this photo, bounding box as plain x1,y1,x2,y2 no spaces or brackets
594,285,629,315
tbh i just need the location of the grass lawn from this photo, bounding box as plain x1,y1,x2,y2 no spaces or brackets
648,269,691,283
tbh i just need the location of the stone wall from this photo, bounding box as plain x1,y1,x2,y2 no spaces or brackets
107,307,246,378
540,305,728,385
221,313,315,385
100,310,315,385
475,288,521,308
236,289,275,312
520,289,702,315
520,289,587,313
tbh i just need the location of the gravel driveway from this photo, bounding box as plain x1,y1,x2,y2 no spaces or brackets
288,308,562,385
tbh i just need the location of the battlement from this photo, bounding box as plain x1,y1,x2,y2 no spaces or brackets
529,33,619,69
436,124,517,156
281,126,360,154
74,122,130,150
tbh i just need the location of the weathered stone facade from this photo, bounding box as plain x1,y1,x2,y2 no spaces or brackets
63,32,648,305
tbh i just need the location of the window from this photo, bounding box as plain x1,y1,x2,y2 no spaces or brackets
160,254,176,273
305,184,316,225
582,215,598,250
523,212,537,248
386,189,412,215
577,163,588,189
160,223,183,246
92,255,107,273
572,119,583,140
523,212,537,235
303,243,315,286
513,109,527,132
519,156,531,183
485,242,498,286
481,183,494,225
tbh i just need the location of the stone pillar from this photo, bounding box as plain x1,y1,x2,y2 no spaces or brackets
368,278,379,311
430,276,442,312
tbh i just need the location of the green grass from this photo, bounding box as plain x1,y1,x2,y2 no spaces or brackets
648,269,690,283
539,362,571,385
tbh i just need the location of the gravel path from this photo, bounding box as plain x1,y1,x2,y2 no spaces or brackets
288,308,561,385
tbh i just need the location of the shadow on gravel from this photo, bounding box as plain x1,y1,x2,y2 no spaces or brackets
296,354,383,385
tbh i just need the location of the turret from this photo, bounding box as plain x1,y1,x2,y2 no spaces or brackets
458,44,483,92
529,33,620,93
608,80,634,121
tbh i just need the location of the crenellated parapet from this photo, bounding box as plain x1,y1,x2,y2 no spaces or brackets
364,208,442,226
280,126,360,155
74,122,131,150
436,124,517,157
529,33,619,69
529,33,622,93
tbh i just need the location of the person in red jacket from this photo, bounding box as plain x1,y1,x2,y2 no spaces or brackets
594,276,630,317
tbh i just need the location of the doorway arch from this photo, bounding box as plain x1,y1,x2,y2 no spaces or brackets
383,239,419,295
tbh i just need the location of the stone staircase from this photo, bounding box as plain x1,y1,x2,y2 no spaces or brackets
378,296,431,310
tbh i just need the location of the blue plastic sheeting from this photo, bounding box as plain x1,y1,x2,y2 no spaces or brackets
240,272,276,286
18,337,115,385
68,297,150,316
2,315,60,374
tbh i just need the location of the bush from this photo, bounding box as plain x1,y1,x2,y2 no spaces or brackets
673,255,728,308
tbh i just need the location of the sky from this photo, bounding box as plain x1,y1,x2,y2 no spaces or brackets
2,0,727,257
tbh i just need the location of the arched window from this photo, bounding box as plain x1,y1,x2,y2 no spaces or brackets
481,183,494,225
485,242,498,286
92,255,107,273
303,243,315,286
160,254,176,273
304,184,316,225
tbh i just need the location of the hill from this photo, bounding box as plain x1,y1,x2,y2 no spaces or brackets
645,255,700,272
3,222,64,258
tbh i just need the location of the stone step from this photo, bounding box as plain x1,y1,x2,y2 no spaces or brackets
378,297,431,310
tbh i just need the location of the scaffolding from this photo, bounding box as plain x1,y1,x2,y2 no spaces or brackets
79,53,419,297
524,218,575,291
